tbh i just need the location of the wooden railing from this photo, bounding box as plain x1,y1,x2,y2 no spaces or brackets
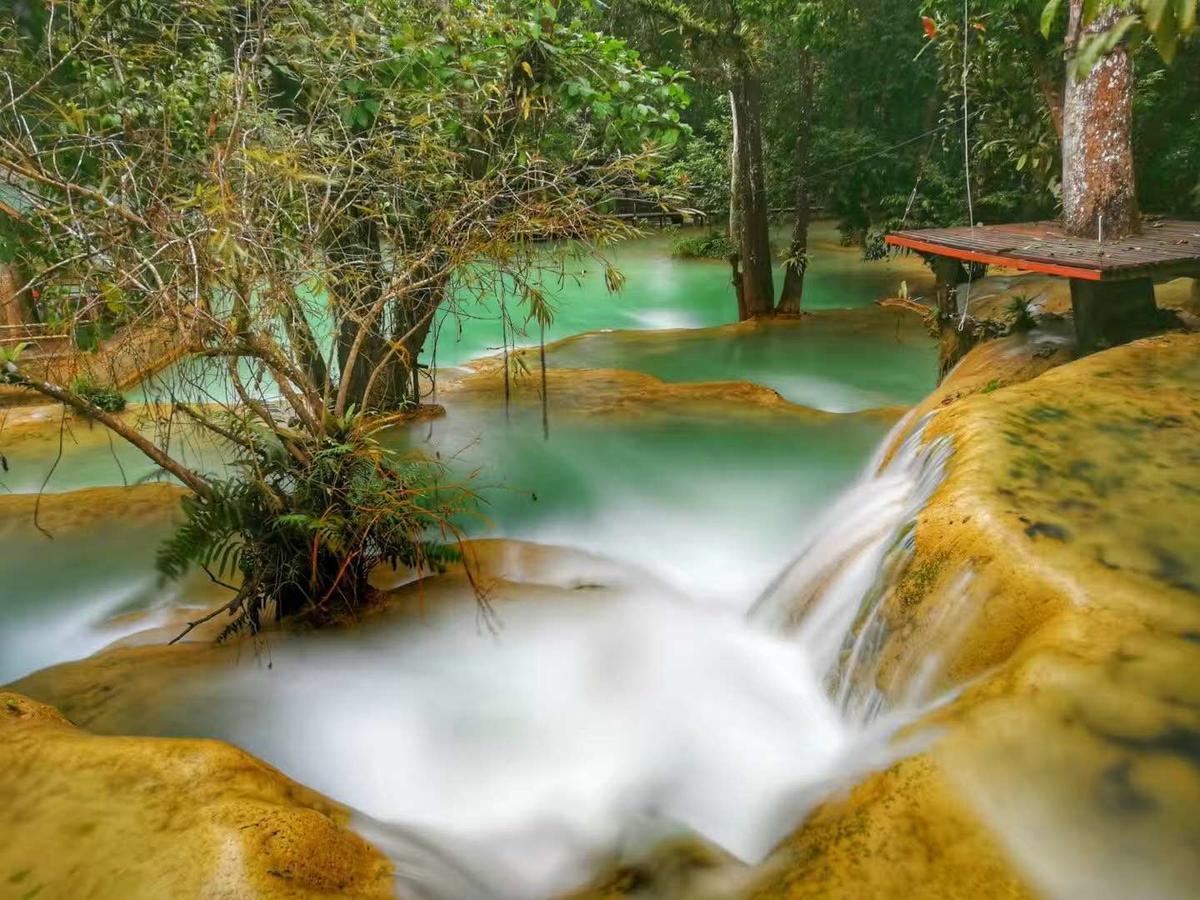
0,323,70,353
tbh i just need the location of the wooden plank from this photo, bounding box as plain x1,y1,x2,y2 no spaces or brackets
885,233,1105,281
886,218,1200,282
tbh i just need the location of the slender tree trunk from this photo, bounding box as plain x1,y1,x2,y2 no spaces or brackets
1017,12,1065,140
394,280,443,406
776,135,809,314
727,57,774,319
330,217,393,410
277,284,329,396
1062,2,1139,239
727,80,746,321
778,52,813,315
1036,62,1066,141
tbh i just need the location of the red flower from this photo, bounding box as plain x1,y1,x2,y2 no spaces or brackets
921,16,938,39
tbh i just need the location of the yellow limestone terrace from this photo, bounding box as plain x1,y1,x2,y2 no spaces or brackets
753,333,1200,900
0,692,394,899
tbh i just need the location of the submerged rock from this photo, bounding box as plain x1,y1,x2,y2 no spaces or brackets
440,363,877,422
0,691,393,899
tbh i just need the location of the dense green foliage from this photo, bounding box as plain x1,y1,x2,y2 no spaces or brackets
67,377,126,413
671,231,736,260
615,0,1199,251
0,0,688,631
157,412,466,638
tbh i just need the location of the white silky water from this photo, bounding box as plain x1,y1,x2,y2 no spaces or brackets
129,416,954,899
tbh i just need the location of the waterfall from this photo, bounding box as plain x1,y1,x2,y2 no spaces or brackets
750,415,952,724
105,415,961,900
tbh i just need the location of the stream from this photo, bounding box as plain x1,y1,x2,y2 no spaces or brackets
0,226,943,897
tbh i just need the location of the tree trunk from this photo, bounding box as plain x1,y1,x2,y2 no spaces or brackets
778,52,813,315
1017,10,1065,140
1062,2,1139,239
776,135,809,314
727,57,774,319
0,261,34,328
330,217,393,411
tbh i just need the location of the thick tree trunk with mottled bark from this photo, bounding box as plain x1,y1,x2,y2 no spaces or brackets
1062,2,1139,239
727,58,774,319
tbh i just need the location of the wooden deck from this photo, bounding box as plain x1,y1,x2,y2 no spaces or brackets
886,219,1200,282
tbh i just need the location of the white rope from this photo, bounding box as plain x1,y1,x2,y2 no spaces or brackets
958,0,976,332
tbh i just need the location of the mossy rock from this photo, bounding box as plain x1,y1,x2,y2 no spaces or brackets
755,333,1200,900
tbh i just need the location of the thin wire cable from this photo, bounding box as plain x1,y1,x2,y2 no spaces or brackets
809,111,974,182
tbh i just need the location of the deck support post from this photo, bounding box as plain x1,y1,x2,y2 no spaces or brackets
1069,277,1159,355
932,257,974,382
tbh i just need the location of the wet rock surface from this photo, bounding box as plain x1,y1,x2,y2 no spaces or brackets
755,333,1200,900
0,691,393,899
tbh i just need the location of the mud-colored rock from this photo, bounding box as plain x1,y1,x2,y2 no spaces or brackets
0,691,393,899
0,482,185,537
441,363,880,421
0,317,192,408
908,330,1074,424
438,309,926,423
750,754,1030,900
757,333,1200,900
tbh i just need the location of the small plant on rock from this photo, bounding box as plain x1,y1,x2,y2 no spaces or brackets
69,376,126,413
158,411,470,642
1005,295,1039,333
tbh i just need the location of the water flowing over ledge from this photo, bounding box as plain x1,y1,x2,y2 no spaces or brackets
750,415,954,726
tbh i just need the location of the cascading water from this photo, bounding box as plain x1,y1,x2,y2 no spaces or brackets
106,416,958,900
750,415,953,725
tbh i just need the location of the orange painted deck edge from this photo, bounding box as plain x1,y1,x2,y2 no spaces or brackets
885,234,1105,281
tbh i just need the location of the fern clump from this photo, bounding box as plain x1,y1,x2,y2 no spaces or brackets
69,376,126,412
158,411,468,641
1006,295,1039,333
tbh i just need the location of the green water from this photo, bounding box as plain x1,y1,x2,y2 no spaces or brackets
431,222,932,367
394,398,892,608
0,415,225,494
542,312,937,413
126,223,929,404
0,516,182,683
0,227,931,683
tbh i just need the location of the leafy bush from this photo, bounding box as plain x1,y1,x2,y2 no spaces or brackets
664,116,732,220
671,232,734,260
69,376,126,412
157,412,469,640
1006,295,1039,333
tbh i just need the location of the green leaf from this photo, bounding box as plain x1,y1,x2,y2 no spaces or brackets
1041,0,1063,37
